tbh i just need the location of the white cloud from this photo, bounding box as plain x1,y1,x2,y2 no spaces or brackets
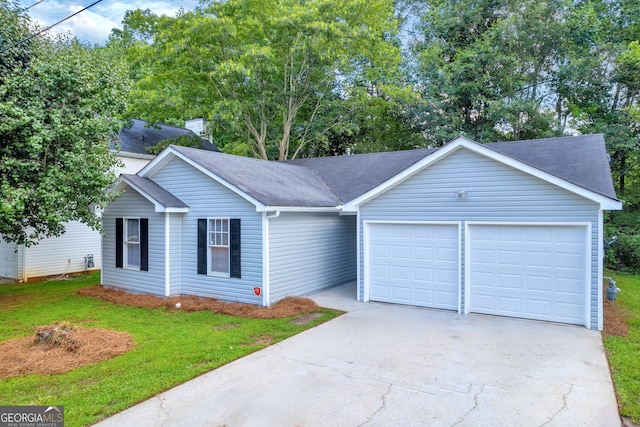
19,0,199,44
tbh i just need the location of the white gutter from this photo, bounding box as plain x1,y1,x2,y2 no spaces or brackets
263,206,341,213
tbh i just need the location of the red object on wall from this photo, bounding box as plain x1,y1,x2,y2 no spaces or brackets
254,287,261,296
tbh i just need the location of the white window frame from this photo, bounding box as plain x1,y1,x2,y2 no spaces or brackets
124,217,141,270
208,217,230,276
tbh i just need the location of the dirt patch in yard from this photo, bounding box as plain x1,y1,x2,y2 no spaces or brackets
76,285,320,319
0,323,134,379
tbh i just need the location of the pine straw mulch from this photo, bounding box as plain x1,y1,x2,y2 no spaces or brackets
0,287,322,379
76,285,320,319
603,282,630,337
0,323,134,379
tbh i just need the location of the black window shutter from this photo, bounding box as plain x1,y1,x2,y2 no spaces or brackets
230,219,241,278
140,218,149,271
115,218,123,268
197,219,207,275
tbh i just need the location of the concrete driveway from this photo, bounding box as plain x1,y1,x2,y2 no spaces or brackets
95,283,620,427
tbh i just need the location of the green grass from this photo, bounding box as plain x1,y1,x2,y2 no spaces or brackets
0,273,341,426
603,271,640,423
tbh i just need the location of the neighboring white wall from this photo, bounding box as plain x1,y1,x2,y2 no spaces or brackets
0,238,19,279
0,152,154,281
116,154,154,175
24,221,102,279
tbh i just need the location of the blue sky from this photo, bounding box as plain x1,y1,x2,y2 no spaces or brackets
19,0,198,44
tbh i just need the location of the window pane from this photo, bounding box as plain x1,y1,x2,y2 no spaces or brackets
127,243,140,267
127,219,139,243
222,220,228,233
211,247,229,274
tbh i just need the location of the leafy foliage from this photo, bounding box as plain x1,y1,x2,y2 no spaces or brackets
0,3,130,245
117,0,420,160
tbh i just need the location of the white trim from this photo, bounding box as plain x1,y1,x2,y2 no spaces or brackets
597,210,604,330
262,212,269,306
262,211,280,306
362,220,462,310
343,137,622,211
139,148,267,212
164,212,170,297
264,206,342,213
465,221,592,328
21,244,27,283
206,217,231,277
123,217,142,271
356,209,361,302
116,151,156,161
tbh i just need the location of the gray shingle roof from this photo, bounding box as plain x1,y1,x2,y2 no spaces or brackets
121,174,188,209
170,145,340,207
155,134,617,208
114,119,219,156
287,134,618,202
485,134,617,200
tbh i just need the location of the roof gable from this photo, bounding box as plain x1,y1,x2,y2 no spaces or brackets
111,174,189,213
340,136,620,210
140,145,340,210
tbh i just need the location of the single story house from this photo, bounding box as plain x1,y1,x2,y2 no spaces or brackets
0,120,217,281
102,134,621,330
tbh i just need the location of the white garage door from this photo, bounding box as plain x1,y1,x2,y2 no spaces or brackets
469,225,587,325
367,223,459,310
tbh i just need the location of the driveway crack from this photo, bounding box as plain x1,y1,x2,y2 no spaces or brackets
539,384,574,427
450,383,485,426
157,395,170,426
358,383,393,427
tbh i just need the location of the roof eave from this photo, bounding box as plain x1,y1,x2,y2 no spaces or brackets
111,175,190,213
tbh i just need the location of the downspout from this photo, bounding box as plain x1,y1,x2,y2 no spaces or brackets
263,210,280,306
165,212,170,297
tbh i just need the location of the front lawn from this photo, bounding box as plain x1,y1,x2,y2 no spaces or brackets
0,273,340,426
602,271,640,424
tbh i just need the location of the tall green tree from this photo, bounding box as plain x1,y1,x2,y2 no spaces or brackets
121,0,411,160
0,3,130,245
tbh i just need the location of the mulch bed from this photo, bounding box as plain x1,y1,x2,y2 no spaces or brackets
76,286,320,319
602,282,629,337
0,323,134,379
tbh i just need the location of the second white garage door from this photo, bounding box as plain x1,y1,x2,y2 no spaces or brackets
469,224,588,325
367,223,459,310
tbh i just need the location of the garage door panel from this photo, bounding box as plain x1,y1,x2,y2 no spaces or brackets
498,296,523,314
470,225,586,325
368,223,458,310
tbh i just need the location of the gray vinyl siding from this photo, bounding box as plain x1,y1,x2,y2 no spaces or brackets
359,149,601,327
102,188,166,296
269,212,357,302
151,158,263,304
